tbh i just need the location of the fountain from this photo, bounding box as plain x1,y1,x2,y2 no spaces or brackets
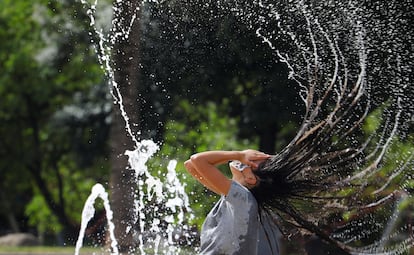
75,0,413,254
75,183,118,255
75,140,194,254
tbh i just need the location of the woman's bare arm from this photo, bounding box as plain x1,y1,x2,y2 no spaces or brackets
184,160,223,194
184,150,270,195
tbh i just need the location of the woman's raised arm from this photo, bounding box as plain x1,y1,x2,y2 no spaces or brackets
184,150,270,195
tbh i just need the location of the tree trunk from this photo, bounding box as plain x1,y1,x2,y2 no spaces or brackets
25,95,78,244
109,0,141,252
0,190,20,233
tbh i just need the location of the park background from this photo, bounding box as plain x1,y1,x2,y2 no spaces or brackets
1,0,413,254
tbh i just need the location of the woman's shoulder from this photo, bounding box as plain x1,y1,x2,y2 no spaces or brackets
225,181,258,208
227,180,251,195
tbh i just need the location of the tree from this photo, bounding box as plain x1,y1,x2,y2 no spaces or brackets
137,1,303,153
108,0,142,251
0,0,107,243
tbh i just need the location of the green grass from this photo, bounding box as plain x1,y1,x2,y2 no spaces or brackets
0,245,197,254
0,246,103,254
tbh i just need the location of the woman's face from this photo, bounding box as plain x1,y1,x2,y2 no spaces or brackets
230,160,265,189
240,167,259,189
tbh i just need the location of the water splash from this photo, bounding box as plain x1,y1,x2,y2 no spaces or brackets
76,0,413,254
76,0,195,254
233,1,413,254
75,140,194,254
125,140,194,254
155,0,413,253
75,183,118,255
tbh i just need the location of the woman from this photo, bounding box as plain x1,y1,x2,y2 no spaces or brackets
184,149,281,255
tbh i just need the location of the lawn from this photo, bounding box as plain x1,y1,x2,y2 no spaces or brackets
0,246,103,255
0,246,197,254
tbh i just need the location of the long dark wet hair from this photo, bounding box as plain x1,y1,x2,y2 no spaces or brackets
249,90,407,253
248,75,412,254
248,36,409,255
243,0,414,253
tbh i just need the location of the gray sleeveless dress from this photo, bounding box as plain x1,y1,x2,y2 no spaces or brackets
199,181,280,255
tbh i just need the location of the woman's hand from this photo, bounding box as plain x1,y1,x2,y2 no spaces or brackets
240,149,271,168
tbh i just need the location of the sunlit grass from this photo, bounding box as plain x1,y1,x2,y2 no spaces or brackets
0,245,197,254
0,246,102,254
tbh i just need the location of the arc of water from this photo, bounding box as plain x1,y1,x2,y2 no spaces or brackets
75,183,118,255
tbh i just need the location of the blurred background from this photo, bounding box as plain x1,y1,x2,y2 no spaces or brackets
0,0,302,246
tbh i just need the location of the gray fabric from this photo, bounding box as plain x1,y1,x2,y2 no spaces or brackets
200,181,280,255
257,212,281,254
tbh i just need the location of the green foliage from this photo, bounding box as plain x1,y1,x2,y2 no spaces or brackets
138,3,303,152
338,107,414,230
363,105,385,134
25,194,62,234
25,159,106,234
162,99,256,155
363,105,414,194
0,0,110,241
